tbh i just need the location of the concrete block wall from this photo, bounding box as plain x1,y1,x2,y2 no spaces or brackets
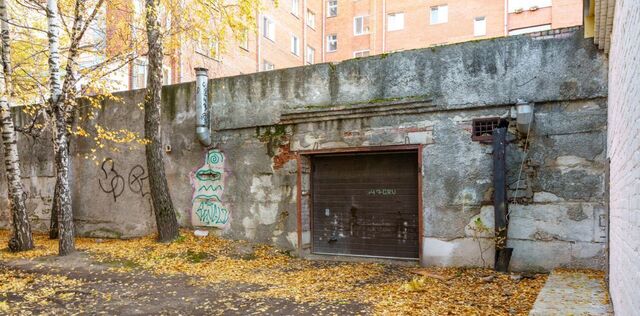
607,0,640,313
0,28,609,271
0,114,55,232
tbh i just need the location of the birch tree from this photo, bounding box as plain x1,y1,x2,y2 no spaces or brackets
53,0,83,255
0,0,33,251
46,0,62,240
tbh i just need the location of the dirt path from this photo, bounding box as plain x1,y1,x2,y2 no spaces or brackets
1,253,368,315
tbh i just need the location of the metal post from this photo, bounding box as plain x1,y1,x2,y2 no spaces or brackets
493,127,512,272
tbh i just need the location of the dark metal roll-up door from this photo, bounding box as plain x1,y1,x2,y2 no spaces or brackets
312,151,419,259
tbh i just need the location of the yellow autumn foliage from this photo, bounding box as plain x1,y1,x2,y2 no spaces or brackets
0,230,548,315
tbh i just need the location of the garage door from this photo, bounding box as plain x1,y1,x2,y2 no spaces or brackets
312,151,419,259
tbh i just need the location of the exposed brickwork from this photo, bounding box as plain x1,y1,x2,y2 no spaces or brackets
607,0,640,314
272,143,296,171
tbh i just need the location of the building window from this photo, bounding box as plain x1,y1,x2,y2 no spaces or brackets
263,16,275,41
353,16,368,36
327,0,337,17
162,66,171,85
327,34,337,52
207,41,220,60
430,5,448,25
291,34,300,56
387,12,404,31
196,35,220,60
263,60,275,71
306,46,315,64
291,0,299,16
474,16,486,36
240,30,250,50
307,9,316,29
353,50,370,58
132,58,148,89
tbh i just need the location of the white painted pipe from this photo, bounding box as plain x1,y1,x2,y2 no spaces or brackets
195,68,211,146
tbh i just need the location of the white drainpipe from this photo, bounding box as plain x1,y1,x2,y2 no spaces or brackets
195,67,211,147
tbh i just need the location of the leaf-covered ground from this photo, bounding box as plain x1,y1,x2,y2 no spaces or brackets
0,230,547,315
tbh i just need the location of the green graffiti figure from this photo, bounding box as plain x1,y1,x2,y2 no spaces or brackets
191,150,228,228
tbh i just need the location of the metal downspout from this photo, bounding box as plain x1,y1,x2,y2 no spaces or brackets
195,67,211,147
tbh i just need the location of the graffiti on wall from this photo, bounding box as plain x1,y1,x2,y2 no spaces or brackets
97,158,153,215
99,158,125,202
190,149,229,227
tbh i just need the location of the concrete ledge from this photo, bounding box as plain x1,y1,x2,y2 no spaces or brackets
530,270,613,315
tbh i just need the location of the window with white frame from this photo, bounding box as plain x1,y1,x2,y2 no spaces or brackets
353,50,370,58
307,9,316,28
291,34,300,55
263,16,275,41
196,35,220,60
508,0,551,13
291,0,299,16
132,58,148,89
327,34,337,52
195,34,206,54
162,66,171,85
327,0,337,17
211,41,220,60
306,46,315,64
240,30,250,50
474,16,486,36
263,60,275,71
353,16,368,35
387,12,404,31
430,5,448,24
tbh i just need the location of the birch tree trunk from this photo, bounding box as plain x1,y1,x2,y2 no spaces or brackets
46,0,63,240
0,0,33,251
53,99,73,255
144,0,179,242
55,0,84,255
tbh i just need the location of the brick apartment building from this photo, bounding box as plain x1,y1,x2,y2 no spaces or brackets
323,0,583,62
110,0,584,90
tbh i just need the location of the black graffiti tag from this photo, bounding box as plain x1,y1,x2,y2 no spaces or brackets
128,164,150,197
99,158,125,202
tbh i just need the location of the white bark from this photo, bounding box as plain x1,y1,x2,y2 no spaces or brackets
0,0,33,251
55,0,84,256
47,0,62,102
47,0,62,239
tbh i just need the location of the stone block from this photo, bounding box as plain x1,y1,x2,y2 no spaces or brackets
533,191,564,203
508,203,599,242
421,237,494,268
536,168,604,201
464,205,495,238
407,131,434,145
508,239,573,271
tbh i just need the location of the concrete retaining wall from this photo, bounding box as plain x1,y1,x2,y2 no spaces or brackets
0,27,608,271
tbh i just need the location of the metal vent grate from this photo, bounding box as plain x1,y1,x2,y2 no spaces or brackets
472,117,501,142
